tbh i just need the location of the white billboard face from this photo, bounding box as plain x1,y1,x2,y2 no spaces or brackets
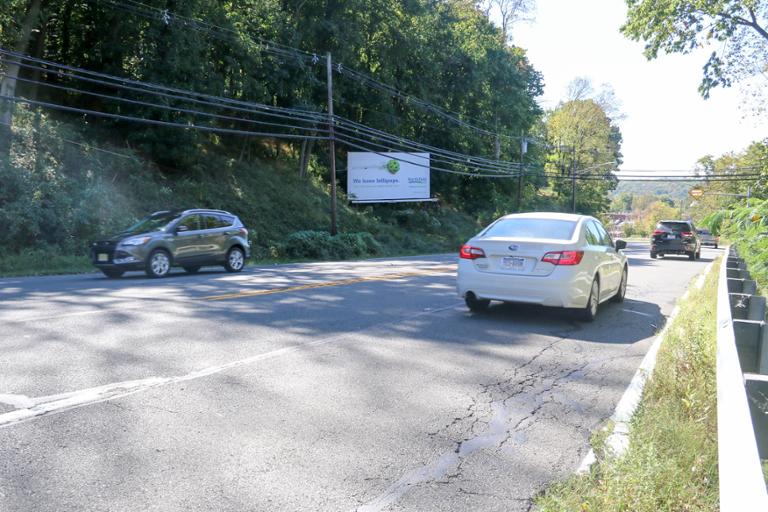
347,152,430,202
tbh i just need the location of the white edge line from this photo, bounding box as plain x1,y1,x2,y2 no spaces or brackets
0,303,461,429
576,259,717,473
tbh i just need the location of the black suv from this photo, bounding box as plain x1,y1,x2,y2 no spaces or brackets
650,220,701,260
91,209,250,278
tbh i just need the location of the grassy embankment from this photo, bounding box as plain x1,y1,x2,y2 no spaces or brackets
536,259,720,511
0,115,480,277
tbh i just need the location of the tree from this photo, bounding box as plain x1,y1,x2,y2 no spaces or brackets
545,98,622,215
479,0,535,44
0,0,45,155
621,0,768,98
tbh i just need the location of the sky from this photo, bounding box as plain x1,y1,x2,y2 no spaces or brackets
510,0,766,172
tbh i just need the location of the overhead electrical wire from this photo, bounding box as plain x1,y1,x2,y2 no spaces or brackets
0,94,326,140
2,48,763,184
0,49,326,122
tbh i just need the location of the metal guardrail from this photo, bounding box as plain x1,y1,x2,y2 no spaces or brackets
717,249,768,510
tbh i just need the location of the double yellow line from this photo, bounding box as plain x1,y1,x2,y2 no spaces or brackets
202,265,456,301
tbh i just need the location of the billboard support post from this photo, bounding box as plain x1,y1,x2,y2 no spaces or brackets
326,52,338,236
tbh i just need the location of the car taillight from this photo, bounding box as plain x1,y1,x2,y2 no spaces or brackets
239,228,248,238
460,245,486,259
542,250,584,265
681,231,693,237
652,230,665,235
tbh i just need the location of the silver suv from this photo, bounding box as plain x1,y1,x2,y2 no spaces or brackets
91,209,250,278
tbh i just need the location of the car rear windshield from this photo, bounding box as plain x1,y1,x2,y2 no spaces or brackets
482,218,577,240
658,221,692,233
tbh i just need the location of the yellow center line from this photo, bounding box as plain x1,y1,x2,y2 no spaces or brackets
202,265,457,301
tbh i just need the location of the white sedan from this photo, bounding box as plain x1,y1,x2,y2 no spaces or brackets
456,212,628,321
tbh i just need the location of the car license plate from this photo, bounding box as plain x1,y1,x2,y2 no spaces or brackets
502,256,525,270
98,253,109,262
665,234,675,240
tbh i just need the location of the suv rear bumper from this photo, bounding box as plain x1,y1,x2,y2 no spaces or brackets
651,241,697,254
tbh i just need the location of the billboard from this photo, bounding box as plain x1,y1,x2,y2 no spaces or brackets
347,152,431,203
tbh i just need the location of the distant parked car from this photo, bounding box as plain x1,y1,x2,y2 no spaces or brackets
697,228,719,248
650,220,701,260
91,209,250,278
456,212,628,321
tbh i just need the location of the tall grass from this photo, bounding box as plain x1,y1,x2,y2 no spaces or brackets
537,260,720,511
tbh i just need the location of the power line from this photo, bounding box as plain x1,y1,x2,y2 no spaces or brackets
1,72,328,135
0,94,327,140
0,119,136,160
0,49,326,122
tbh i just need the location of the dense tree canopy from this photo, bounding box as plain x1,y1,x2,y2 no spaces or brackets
0,0,546,206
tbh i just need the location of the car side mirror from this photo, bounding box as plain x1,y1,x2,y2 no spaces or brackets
615,239,627,250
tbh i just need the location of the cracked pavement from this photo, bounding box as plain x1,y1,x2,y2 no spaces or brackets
0,245,719,511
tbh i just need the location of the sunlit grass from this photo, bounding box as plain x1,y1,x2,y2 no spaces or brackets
536,259,720,511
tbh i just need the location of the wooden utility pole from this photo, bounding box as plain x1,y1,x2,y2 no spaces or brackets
570,147,577,213
326,52,338,236
516,136,527,212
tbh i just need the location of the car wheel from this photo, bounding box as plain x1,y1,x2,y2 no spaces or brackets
465,293,490,313
650,252,657,259
582,278,600,321
696,250,701,259
688,251,695,261
101,269,124,279
612,267,627,303
183,266,201,274
146,249,172,278
224,247,245,273
714,244,718,249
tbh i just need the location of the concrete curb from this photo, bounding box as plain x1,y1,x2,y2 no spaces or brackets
576,259,717,473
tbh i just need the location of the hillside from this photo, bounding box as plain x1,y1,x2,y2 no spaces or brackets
612,180,699,202
0,113,480,275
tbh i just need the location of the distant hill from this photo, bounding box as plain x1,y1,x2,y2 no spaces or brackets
612,180,701,201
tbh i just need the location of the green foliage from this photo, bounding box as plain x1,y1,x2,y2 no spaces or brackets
545,99,621,215
621,0,768,98
1,0,545,210
283,230,382,260
537,260,720,512
0,112,479,268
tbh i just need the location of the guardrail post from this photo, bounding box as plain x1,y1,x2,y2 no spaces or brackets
745,374,768,459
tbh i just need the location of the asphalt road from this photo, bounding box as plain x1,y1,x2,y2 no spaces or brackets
0,243,719,511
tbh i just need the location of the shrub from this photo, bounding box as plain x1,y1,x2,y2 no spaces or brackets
282,230,381,260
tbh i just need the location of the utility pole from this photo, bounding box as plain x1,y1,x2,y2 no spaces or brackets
570,147,577,213
516,136,527,212
326,52,338,236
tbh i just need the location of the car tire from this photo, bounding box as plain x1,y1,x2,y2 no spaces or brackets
612,267,627,303
688,251,695,261
582,278,600,322
101,269,124,279
465,293,490,313
714,244,718,249
146,249,172,278
224,246,245,273
183,266,201,274
696,250,701,259
650,252,657,259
